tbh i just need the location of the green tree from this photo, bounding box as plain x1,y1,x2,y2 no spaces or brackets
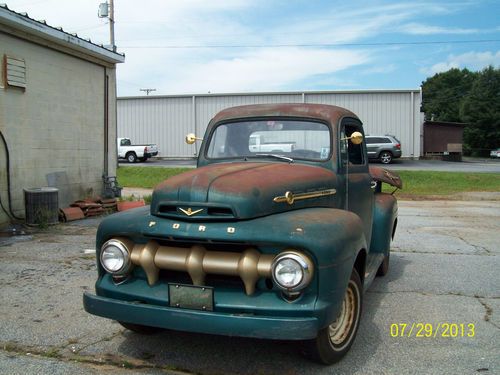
460,66,500,156
421,68,477,122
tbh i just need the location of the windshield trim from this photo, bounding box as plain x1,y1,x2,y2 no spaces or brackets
203,116,333,162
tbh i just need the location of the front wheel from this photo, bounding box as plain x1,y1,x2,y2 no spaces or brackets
303,268,362,364
380,151,393,164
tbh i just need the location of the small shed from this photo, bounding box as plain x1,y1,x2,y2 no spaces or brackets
423,121,466,161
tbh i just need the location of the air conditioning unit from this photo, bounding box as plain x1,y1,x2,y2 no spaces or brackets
24,187,59,226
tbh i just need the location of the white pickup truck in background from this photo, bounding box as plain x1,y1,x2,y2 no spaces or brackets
249,134,295,153
117,138,159,163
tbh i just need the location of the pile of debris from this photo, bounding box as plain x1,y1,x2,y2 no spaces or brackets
59,197,117,222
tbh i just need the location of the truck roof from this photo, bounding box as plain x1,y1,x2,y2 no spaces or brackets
210,103,359,126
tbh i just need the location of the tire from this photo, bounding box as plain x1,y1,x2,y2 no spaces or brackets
376,253,390,277
303,268,362,365
118,321,162,334
126,152,137,163
379,151,393,164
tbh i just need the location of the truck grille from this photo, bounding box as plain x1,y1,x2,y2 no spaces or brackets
154,204,235,220
128,239,274,295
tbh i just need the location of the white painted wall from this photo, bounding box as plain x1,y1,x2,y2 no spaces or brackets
0,32,117,224
118,90,423,159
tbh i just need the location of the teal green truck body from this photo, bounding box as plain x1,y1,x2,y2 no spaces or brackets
84,104,401,362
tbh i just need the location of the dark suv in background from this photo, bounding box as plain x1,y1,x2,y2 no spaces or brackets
365,135,402,164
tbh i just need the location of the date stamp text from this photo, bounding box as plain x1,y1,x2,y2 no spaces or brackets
390,323,475,338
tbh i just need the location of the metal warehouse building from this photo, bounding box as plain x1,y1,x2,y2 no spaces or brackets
117,89,423,159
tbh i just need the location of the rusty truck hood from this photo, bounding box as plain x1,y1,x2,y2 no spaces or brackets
150,162,338,220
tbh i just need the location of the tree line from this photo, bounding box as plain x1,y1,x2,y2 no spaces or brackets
421,66,500,156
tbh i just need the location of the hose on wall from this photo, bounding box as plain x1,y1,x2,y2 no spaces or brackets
0,130,24,221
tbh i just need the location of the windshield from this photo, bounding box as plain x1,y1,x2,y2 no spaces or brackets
206,119,331,161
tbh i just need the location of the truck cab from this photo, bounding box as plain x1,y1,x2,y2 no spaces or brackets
84,104,401,364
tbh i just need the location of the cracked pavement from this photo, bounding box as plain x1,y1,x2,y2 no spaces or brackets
0,200,499,374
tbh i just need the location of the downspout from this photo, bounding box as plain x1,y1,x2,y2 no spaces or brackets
104,68,109,175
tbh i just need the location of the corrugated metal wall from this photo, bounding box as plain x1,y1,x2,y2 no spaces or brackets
117,90,422,159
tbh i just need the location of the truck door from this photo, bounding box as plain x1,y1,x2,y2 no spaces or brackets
339,120,374,248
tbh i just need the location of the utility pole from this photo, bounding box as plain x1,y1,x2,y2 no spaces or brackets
140,89,156,95
98,1,115,51
109,0,115,51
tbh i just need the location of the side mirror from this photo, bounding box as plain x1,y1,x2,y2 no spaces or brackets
341,131,363,145
185,133,202,144
350,131,363,145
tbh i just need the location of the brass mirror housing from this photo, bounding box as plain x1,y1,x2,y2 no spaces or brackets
341,131,364,145
350,131,363,145
185,133,202,144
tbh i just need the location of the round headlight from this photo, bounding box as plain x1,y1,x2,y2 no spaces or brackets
274,258,303,288
100,239,130,274
272,251,314,292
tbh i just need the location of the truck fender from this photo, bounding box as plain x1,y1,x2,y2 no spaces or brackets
369,193,398,256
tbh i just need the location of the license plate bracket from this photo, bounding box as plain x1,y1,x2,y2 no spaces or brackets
168,283,214,311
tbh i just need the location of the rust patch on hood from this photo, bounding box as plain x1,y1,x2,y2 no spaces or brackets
369,166,403,189
152,162,339,219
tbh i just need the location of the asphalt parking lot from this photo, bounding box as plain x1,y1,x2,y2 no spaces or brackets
0,199,499,374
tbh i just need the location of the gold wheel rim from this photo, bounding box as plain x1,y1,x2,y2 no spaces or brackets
328,283,356,345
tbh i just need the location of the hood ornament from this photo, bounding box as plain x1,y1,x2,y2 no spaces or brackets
179,207,204,216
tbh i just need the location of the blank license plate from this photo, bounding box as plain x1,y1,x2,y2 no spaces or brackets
169,284,213,311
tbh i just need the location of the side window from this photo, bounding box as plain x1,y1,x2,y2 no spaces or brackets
340,123,365,165
382,137,392,144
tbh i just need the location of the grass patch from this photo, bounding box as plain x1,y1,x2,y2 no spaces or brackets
117,167,190,189
384,171,500,197
117,167,500,198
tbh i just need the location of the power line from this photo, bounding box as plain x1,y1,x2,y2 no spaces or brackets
120,38,500,50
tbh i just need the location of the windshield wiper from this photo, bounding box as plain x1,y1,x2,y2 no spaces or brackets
247,154,294,163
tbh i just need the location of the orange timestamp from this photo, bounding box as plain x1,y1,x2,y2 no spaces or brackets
390,323,475,338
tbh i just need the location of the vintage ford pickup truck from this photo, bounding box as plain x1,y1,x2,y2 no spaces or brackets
84,104,402,364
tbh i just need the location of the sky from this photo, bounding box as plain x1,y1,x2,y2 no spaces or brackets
4,0,500,96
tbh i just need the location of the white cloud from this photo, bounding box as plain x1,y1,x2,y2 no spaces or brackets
401,22,478,35
151,48,371,94
421,51,500,75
